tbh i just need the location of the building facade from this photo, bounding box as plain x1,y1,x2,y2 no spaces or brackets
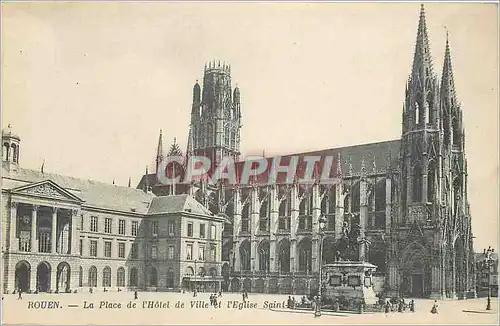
1,130,225,293
140,5,476,300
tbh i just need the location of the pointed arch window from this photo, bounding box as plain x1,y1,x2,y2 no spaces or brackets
240,241,251,271
412,163,423,202
415,102,420,125
428,161,437,203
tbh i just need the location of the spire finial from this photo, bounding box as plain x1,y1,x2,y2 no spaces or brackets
128,176,131,187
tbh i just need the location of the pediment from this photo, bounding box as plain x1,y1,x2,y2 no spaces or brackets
11,180,83,202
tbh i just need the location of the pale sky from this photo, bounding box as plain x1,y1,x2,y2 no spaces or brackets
1,2,498,251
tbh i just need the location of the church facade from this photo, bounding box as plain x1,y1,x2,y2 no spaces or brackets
141,5,476,300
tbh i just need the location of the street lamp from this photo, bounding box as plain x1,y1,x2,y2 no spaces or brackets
315,215,328,317
484,247,495,311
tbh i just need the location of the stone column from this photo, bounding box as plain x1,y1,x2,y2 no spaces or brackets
430,264,443,299
269,186,278,273
385,176,392,232
30,266,38,292
250,186,259,271
51,267,58,292
70,210,79,255
233,187,242,272
335,182,344,240
359,178,367,261
9,201,18,251
290,184,299,272
311,183,320,272
52,207,58,253
31,205,38,252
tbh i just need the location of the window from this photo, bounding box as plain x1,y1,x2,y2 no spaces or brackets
187,244,193,260
210,246,216,261
118,220,126,235
90,216,98,232
168,245,175,260
103,267,111,287
200,224,206,238
79,266,83,287
187,223,193,237
104,241,112,258
131,243,138,259
105,218,112,234
168,221,175,235
129,268,138,287
151,245,158,260
80,215,84,230
210,225,216,240
88,266,97,287
199,245,205,261
79,239,83,256
151,221,159,236
132,221,138,236
117,267,125,287
118,242,125,258
89,240,98,257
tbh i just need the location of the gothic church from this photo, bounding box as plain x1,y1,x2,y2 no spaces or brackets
140,5,476,299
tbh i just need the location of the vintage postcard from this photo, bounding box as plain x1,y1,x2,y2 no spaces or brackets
1,1,498,325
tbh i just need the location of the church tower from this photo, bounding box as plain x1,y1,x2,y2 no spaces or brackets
394,5,474,300
189,61,242,171
400,4,441,224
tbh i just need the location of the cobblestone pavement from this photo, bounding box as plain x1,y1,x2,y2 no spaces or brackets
2,291,498,325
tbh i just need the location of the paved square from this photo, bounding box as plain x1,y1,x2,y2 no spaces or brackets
2,292,498,325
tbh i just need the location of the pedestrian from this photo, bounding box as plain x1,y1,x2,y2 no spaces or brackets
242,292,246,303
398,300,403,313
430,300,438,314
384,301,390,314
17,289,22,300
134,290,138,300
409,299,415,313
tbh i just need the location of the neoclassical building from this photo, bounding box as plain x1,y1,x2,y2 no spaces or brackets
1,128,225,293
140,5,476,299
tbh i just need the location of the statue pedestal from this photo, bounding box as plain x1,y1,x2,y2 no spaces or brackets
322,261,378,307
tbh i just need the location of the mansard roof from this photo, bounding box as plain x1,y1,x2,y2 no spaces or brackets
148,194,213,216
2,165,154,214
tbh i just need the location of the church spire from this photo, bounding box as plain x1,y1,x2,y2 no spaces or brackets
440,32,458,107
156,129,164,172
411,4,434,78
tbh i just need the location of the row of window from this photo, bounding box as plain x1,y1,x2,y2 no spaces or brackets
82,239,138,259
85,216,139,236
186,243,217,262
186,222,216,240
149,244,175,260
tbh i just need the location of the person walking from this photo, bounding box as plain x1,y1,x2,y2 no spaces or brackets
17,289,22,300
134,291,138,300
409,299,415,313
430,300,438,314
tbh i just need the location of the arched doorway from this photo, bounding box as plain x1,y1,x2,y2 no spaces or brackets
36,262,51,292
56,262,71,293
401,242,430,298
15,260,30,292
